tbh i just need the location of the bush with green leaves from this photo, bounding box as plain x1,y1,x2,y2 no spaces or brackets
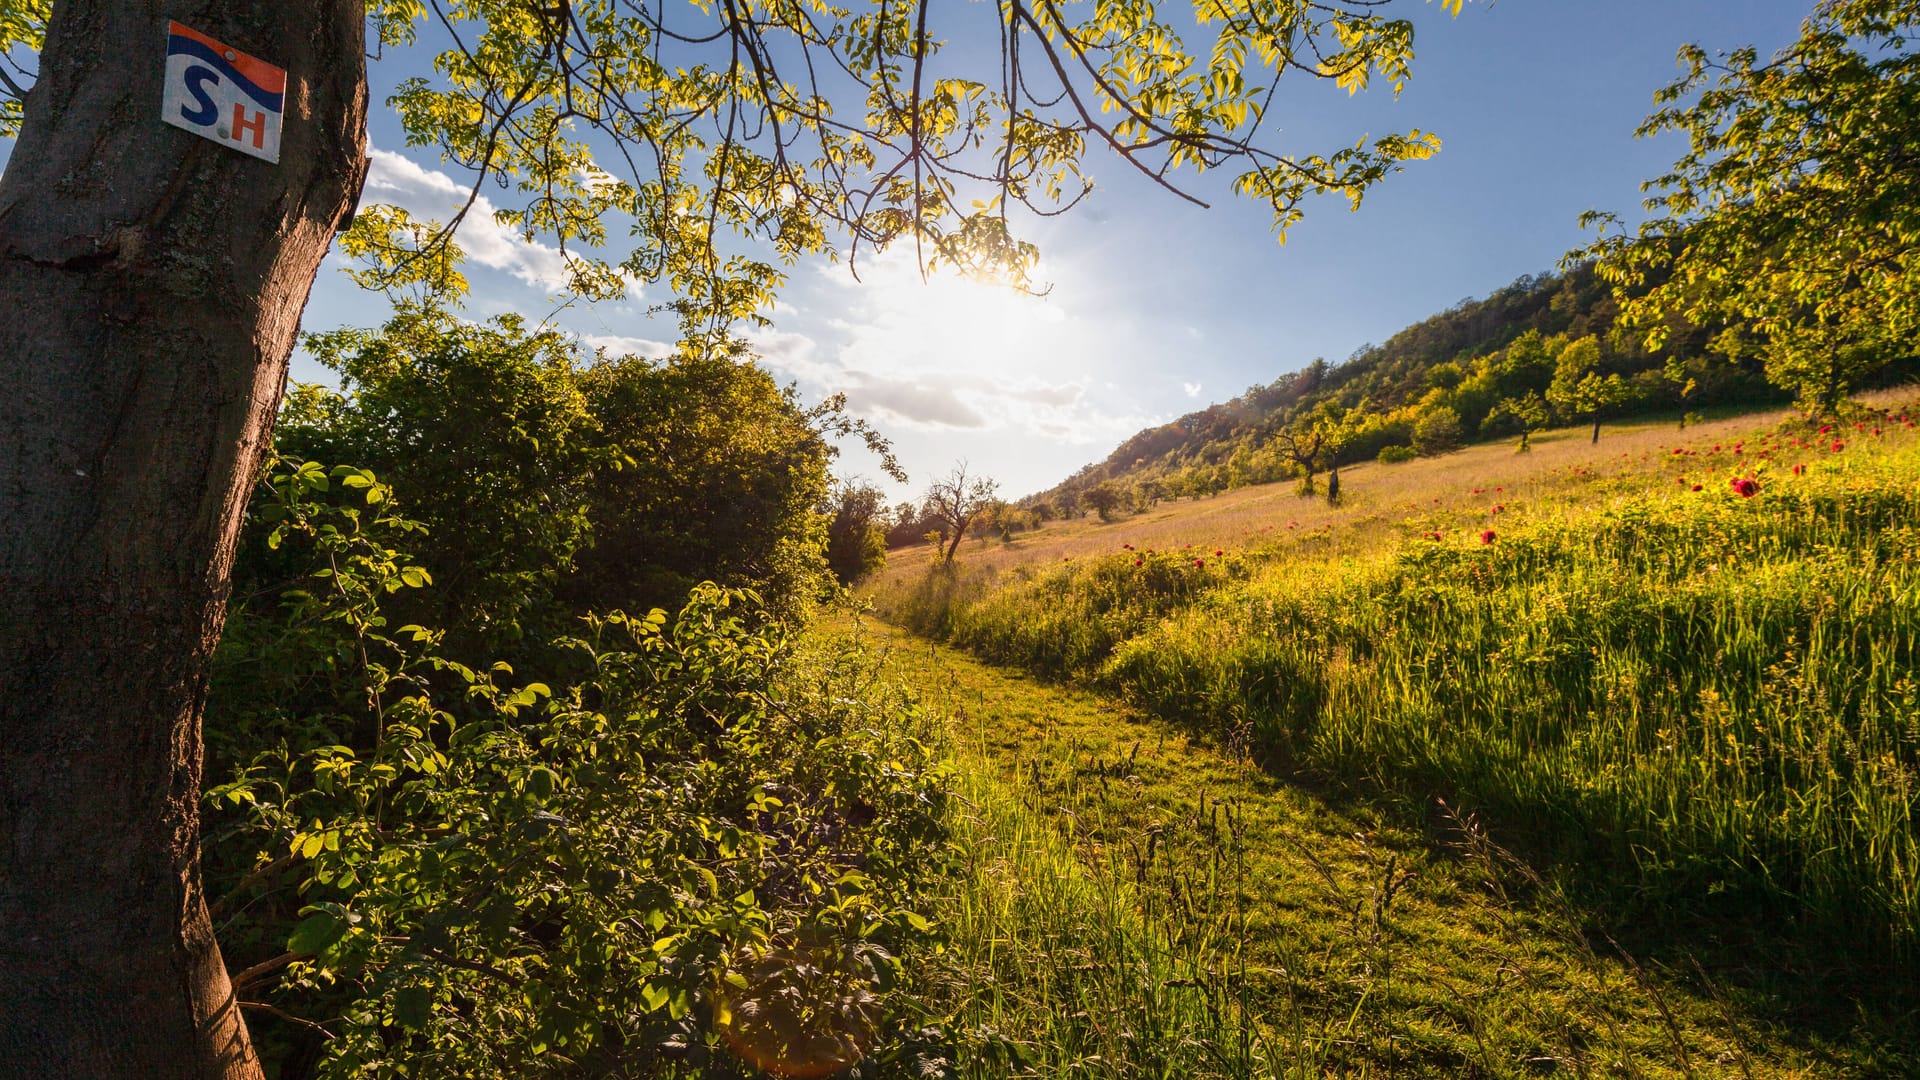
281,310,878,638
205,459,955,1078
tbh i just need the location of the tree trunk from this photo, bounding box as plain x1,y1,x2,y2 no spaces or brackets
0,4,366,1077
1591,417,1601,443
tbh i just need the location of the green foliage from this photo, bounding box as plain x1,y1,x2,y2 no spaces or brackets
565,343,846,619
1545,334,1635,438
1409,406,1464,456
340,0,1466,328
206,459,955,1077
1484,390,1549,451
1376,443,1417,464
1579,0,1920,411
287,307,603,649
284,310,855,634
1083,481,1123,522
825,482,891,585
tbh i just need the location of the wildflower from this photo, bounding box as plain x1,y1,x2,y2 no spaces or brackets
1213,549,1223,557
1832,440,1845,452
1820,423,1833,434
1691,484,1703,492
1493,504,1505,514
1730,477,1759,498
1480,529,1497,545
1792,463,1805,476
1194,558,1205,568
1134,558,1143,567
1673,448,1685,455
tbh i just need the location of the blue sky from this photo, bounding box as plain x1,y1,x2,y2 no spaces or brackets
9,2,1820,501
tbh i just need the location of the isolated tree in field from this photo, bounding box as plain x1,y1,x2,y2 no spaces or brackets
1318,416,1355,505
1547,335,1634,443
1084,481,1124,521
1576,0,1920,413
1271,423,1331,496
924,463,1000,563
0,0,1461,1072
1486,391,1550,452
1051,488,1083,521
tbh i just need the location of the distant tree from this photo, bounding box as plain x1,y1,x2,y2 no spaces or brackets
1271,424,1330,496
1577,0,1920,413
1052,488,1082,521
1546,335,1634,442
1486,391,1550,452
1319,416,1355,506
824,481,892,584
1084,481,1124,521
1411,407,1466,456
924,463,999,564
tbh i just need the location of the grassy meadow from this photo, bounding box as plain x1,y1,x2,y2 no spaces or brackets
860,398,1920,1069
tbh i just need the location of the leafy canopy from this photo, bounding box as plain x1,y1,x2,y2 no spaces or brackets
1577,0,1920,410
0,1,1462,329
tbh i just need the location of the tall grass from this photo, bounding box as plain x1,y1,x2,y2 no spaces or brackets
874,425,1920,954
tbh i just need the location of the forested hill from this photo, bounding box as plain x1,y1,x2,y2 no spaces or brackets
1032,263,1793,509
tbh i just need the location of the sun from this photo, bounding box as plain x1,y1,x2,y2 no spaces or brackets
847,258,1072,384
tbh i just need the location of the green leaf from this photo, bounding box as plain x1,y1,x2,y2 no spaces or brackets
288,911,349,955
393,985,433,1030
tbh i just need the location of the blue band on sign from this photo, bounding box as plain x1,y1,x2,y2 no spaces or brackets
165,35,285,112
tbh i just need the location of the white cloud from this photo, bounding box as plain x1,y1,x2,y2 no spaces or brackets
1184,381,1202,397
361,149,572,291
582,333,675,360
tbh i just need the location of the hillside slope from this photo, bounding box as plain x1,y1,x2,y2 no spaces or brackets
1031,265,1811,510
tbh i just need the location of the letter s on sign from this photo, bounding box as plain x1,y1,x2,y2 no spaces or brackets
178,65,219,127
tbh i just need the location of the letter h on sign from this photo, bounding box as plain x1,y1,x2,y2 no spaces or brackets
161,22,286,164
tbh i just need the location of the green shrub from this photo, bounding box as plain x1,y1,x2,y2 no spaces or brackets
205,458,955,1077
1376,444,1417,464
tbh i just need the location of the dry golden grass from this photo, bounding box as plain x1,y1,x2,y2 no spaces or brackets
871,395,1912,593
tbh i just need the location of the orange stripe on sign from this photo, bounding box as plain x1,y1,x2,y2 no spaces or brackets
167,21,287,95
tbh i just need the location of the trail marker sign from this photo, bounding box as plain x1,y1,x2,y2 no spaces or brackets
161,22,286,164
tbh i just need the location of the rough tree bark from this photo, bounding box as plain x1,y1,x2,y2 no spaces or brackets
0,4,366,1076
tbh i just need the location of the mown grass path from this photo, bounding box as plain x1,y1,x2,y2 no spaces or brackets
821,616,1901,1078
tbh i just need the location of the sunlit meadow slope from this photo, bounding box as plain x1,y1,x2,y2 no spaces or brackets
866,398,1920,956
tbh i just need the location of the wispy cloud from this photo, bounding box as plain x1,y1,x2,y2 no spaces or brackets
1184,382,1202,398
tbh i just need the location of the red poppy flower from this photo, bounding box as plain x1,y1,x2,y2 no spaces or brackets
1213,549,1223,557
1480,530,1497,545
1691,484,1703,492
1730,477,1759,498
1193,558,1205,568
1134,558,1143,567
1832,440,1845,452
1493,504,1505,513
1792,463,1805,475
1820,424,1833,434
